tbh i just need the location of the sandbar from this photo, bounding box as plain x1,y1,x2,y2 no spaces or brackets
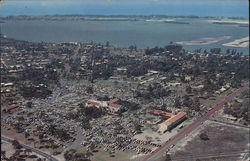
176,36,231,45
223,37,249,48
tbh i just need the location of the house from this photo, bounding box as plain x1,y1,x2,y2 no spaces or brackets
86,100,107,108
2,104,19,113
106,98,123,113
148,70,160,74
166,82,181,87
215,87,227,94
185,76,192,82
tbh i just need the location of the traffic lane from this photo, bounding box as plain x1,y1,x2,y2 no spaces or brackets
1,136,58,161
142,86,248,161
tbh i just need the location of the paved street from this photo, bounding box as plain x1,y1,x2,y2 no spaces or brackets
140,86,248,161
1,136,58,161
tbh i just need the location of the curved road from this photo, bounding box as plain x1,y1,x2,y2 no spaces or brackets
140,86,248,161
1,136,58,161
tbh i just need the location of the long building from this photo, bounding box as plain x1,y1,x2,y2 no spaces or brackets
158,112,186,133
146,109,186,133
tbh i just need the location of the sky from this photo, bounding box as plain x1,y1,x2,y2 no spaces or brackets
0,0,249,18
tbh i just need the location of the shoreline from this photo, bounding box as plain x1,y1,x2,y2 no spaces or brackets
176,36,231,45
208,20,249,25
223,37,249,48
0,15,248,21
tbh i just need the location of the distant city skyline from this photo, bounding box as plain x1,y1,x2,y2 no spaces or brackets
0,0,249,18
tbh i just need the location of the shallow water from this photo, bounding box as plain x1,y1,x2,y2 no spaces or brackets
1,19,249,54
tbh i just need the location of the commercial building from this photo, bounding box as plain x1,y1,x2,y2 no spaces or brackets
158,112,186,133
146,109,186,133
2,104,19,113
86,100,107,108
86,98,123,114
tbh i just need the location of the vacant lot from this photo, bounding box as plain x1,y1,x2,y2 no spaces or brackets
171,123,249,161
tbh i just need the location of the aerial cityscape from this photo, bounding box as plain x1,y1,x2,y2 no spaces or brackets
0,0,249,161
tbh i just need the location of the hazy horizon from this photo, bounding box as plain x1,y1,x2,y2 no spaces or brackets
0,0,249,18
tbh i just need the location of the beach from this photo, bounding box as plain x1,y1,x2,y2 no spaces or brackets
208,19,249,25
176,36,231,45
223,36,249,48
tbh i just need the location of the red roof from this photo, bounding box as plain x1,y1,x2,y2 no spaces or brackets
108,98,119,104
3,104,19,111
164,112,186,126
87,101,101,106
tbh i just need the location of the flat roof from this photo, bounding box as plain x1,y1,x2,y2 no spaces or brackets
164,112,186,126
3,104,19,111
87,100,101,106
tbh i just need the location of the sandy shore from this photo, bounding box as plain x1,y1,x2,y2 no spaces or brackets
208,19,249,25
176,36,231,45
146,19,176,22
223,36,249,48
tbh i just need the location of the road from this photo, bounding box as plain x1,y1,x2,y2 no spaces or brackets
171,150,249,161
63,43,81,77
196,116,250,129
1,136,58,161
140,86,248,161
242,152,250,161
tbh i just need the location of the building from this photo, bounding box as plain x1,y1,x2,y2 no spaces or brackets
165,82,181,87
158,112,186,133
2,104,19,113
146,109,186,133
86,98,123,114
86,100,107,108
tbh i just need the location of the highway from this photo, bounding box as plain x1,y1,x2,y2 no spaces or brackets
140,86,248,161
1,136,58,161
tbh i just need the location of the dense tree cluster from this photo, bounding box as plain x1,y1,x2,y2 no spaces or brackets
47,125,73,141
224,90,250,125
135,83,171,100
116,99,140,111
79,104,105,119
174,95,201,111
19,83,52,98
200,132,209,141
64,149,92,161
